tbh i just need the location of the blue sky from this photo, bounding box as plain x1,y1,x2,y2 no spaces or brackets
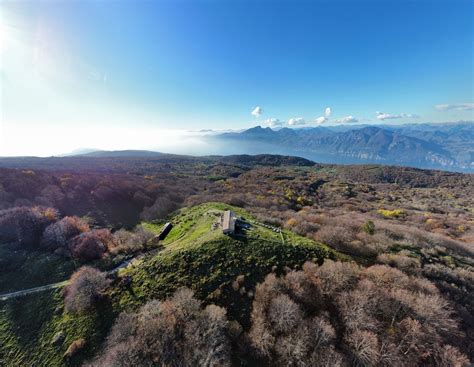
0,0,473,155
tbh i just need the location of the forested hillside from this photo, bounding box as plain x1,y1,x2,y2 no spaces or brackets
0,154,472,366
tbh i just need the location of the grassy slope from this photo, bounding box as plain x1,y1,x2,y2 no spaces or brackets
0,202,344,366
0,290,114,367
120,202,343,325
0,245,76,294
0,244,129,295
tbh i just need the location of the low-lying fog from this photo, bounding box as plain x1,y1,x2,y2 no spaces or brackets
1,127,470,173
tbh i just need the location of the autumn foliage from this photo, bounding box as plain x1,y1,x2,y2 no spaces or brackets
41,216,89,250
89,288,231,366
247,261,469,366
0,206,58,246
63,266,110,314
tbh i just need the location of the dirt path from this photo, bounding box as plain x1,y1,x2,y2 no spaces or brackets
0,246,164,302
0,280,69,301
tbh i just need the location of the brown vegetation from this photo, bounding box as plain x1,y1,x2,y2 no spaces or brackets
1,156,473,364
41,216,89,251
0,206,58,246
247,261,470,366
63,266,110,314
89,288,231,367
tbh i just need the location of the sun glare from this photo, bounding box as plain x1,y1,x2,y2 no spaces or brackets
0,10,12,55
0,21,6,56
0,124,209,157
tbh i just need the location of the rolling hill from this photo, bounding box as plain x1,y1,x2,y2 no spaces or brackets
0,202,342,366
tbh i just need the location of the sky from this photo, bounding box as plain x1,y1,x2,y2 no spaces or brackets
0,0,473,156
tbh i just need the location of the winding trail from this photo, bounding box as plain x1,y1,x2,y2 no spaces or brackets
0,247,164,302
0,280,69,301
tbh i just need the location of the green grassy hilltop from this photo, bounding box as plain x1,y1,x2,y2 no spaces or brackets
118,203,343,323
0,202,343,366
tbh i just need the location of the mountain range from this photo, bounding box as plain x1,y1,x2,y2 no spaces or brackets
215,122,474,172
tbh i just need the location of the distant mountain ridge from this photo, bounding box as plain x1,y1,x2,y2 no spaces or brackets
216,122,474,171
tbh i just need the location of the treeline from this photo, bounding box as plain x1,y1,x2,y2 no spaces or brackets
0,207,154,261
0,168,189,227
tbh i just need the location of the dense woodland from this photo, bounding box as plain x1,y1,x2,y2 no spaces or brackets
0,154,473,366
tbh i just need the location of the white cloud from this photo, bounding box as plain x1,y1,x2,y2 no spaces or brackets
265,118,283,128
288,117,305,126
376,112,396,120
251,106,263,117
434,103,474,111
314,116,328,124
312,107,332,124
335,115,358,123
376,111,420,120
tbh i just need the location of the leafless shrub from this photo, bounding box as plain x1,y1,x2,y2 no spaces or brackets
85,340,152,367
355,231,391,254
63,266,109,314
112,226,155,254
69,229,115,261
132,226,155,245
314,225,354,251
391,317,435,364
309,346,346,367
269,294,303,333
435,345,470,367
273,326,311,366
314,220,385,257
423,264,474,290
0,206,57,246
345,329,379,366
365,265,437,295
227,194,247,208
377,251,421,273
105,312,138,348
283,269,323,312
337,279,382,334
91,288,231,367
248,261,469,366
409,292,460,337
311,260,360,296
310,316,337,350
248,264,344,366
36,184,66,207
41,216,89,250
376,221,474,258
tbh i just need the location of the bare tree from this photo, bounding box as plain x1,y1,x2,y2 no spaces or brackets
63,266,109,314
91,288,231,367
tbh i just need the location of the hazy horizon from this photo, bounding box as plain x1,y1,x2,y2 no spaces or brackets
1,0,473,156
0,120,472,158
